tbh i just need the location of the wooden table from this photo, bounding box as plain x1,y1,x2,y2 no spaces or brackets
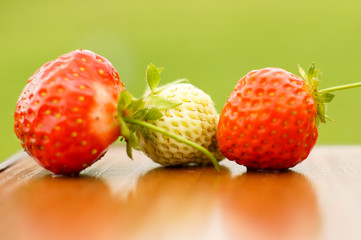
0,145,360,240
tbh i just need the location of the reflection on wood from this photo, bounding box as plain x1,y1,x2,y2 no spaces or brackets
220,171,320,240
0,145,361,240
2,176,120,240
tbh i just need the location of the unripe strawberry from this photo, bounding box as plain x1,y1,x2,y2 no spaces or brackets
138,83,224,166
117,64,222,170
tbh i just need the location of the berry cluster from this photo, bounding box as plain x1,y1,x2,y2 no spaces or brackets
14,50,361,175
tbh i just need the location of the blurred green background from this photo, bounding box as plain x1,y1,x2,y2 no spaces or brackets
1,0,361,161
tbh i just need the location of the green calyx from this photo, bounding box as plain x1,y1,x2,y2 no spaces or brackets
117,63,220,171
298,63,331,126
298,63,361,126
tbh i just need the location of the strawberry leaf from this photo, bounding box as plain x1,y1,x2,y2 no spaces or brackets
299,63,326,126
118,116,140,156
139,126,156,144
118,117,131,138
128,98,145,112
128,130,140,150
133,106,163,121
133,108,149,120
147,95,181,110
298,65,308,84
126,142,133,159
118,91,133,112
317,101,326,124
146,63,160,94
129,124,141,132
118,91,137,120
307,62,315,80
320,92,335,103
145,107,163,120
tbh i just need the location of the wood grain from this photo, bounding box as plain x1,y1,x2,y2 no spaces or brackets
0,145,361,240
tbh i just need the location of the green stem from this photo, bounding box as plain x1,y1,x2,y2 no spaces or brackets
124,117,220,172
319,82,361,94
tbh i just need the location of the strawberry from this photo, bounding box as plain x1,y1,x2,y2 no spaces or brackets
138,82,224,167
117,64,222,170
217,63,361,170
14,50,124,175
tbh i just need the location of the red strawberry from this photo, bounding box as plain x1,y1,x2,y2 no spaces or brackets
217,64,360,171
14,50,124,175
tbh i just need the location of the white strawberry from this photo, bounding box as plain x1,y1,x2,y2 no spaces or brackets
117,64,223,170
138,83,224,166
